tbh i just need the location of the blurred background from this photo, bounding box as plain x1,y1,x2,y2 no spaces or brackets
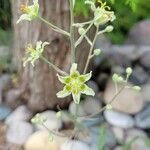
0,0,150,150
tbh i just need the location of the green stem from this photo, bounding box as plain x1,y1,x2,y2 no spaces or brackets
79,86,125,120
40,56,67,75
83,26,99,74
75,22,93,47
38,16,70,37
69,0,75,63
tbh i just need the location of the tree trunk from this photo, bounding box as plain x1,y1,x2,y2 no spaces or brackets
11,0,92,112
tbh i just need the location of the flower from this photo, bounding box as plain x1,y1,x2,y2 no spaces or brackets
85,0,116,26
23,41,49,67
17,0,39,24
56,63,95,104
94,1,116,26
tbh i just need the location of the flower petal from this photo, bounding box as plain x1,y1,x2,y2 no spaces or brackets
41,42,49,51
57,74,70,84
36,41,42,51
72,93,81,104
81,85,95,96
79,71,92,83
70,63,78,74
56,90,71,98
16,14,31,24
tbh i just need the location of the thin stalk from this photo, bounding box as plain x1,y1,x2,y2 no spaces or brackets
75,22,93,47
83,26,99,74
38,16,70,37
79,86,125,120
69,0,75,63
40,56,67,75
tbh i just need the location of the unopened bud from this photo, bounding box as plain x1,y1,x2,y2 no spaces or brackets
126,67,133,75
105,25,114,32
78,27,85,35
132,86,141,91
106,104,112,110
56,111,62,118
112,73,119,82
94,49,101,56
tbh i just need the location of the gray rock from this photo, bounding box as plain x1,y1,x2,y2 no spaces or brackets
5,89,22,107
140,51,150,69
141,83,150,102
69,102,86,117
0,74,11,103
82,97,102,115
126,20,150,45
0,105,11,120
104,110,134,129
61,140,90,150
130,66,149,84
35,110,62,130
111,126,124,142
6,121,34,145
90,126,117,149
125,129,149,150
135,105,150,129
87,81,99,94
81,116,104,127
5,105,32,125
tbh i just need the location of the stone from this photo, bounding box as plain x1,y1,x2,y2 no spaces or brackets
130,66,149,85
140,51,150,69
0,123,7,145
126,20,150,45
104,81,144,114
0,74,11,103
81,115,104,128
125,128,147,143
111,126,124,142
82,97,102,115
5,89,22,108
6,121,34,145
141,84,150,102
87,80,99,94
5,105,32,125
114,146,122,150
125,129,149,150
69,102,86,117
104,110,134,129
135,105,150,129
35,110,62,130
61,140,90,150
24,131,68,150
90,126,117,149
0,105,11,120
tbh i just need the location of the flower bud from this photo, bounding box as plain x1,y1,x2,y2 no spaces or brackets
56,111,62,118
126,67,133,75
94,49,101,56
112,73,119,82
78,27,85,35
117,76,124,82
132,86,141,91
106,104,112,110
31,113,47,125
105,25,114,32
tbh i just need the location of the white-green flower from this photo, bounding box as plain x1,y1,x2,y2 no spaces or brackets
23,41,49,67
56,63,95,104
17,0,39,24
86,0,116,26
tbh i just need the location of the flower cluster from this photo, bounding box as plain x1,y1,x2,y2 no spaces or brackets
23,41,49,67
112,67,141,91
85,0,116,27
57,63,95,104
17,0,39,24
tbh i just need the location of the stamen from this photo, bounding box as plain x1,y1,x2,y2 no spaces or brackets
20,4,28,13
